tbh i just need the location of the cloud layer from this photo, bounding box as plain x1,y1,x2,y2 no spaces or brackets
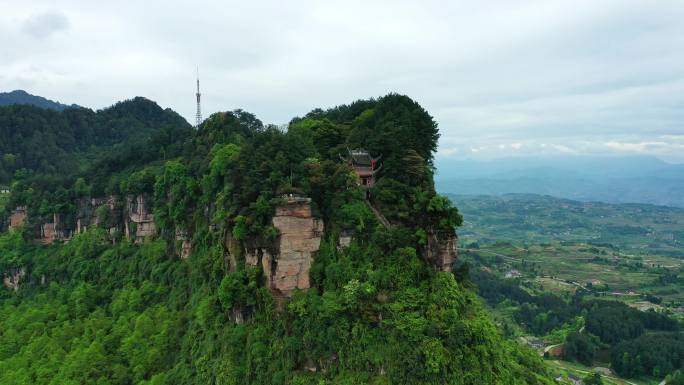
1,1,683,161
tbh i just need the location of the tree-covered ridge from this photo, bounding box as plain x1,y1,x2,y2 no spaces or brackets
0,97,190,185
0,93,552,384
0,90,77,111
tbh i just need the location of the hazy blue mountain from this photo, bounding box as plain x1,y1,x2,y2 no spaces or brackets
435,156,684,207
0,90,78,111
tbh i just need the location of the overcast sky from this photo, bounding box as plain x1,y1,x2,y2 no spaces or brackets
1,1,683,161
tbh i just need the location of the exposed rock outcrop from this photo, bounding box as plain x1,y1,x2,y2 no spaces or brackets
223,231,240,272
7,194,159,245
9,206,27,229
267,196,324,297
223,195,323,300
424,230,457,272
175,228,192,259
3,267,25,291
38,213,71,244
338,231,352,249
125,195,156,243
75,196,120,235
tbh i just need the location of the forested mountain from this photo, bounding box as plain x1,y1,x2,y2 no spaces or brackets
0,90,77,111
0,94,552,384
0,97,192,184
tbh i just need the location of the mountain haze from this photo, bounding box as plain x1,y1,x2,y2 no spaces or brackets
0,90,78,111
436,156,684,207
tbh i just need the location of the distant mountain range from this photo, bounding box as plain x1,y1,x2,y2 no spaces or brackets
0,90,78,111
435,156,684,207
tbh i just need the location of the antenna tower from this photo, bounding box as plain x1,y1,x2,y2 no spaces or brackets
195,67,202,128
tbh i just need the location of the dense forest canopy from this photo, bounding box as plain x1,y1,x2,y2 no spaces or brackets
468,264,683,379
0,93,553,384
0,97,190,185
0,90,77,111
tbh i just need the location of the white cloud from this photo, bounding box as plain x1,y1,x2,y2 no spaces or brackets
1,1,683,162
21,9,69,39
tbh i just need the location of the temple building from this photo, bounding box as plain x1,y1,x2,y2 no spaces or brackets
345,148,382,187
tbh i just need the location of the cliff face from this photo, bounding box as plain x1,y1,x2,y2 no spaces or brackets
7,194,157,245
2,267,25,291
75,196,120,236
9,207,27,229
38,213,72,244
125,195,156,243
227,196,323,299
175,229,192,259
424,231,458,272
267,196,323,296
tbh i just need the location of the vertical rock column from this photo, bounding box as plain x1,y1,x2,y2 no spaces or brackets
267,196,323,297
126,194,156,242
8,206,27,230
425,231,458,272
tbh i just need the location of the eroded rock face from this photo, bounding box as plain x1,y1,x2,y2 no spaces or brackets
3,268,25,291
8,194,159,245
38,214,71,244
76,196,119,235
126,195,156,243
338,231,352,249
424,231,458,272
175,228,192,259
9,206,27,229
223,231,240,272
267,196,324,296
224,196,324,299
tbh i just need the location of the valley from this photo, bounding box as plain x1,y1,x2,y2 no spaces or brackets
451,194,684,384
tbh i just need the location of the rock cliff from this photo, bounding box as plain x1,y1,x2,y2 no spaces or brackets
175,228,192,259
424,230,458,272
267,196,323,296
9,206,27,229
6,194,158,245
38,213,72,244
125,194,156,243
225,195,323,299
2,267,25,291
75,196,120,236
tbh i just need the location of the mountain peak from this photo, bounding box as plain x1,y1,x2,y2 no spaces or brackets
0,89,78,111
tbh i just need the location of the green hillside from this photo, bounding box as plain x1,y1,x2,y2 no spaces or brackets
0,95,552,385
0,97,191,184
0,90,77,111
